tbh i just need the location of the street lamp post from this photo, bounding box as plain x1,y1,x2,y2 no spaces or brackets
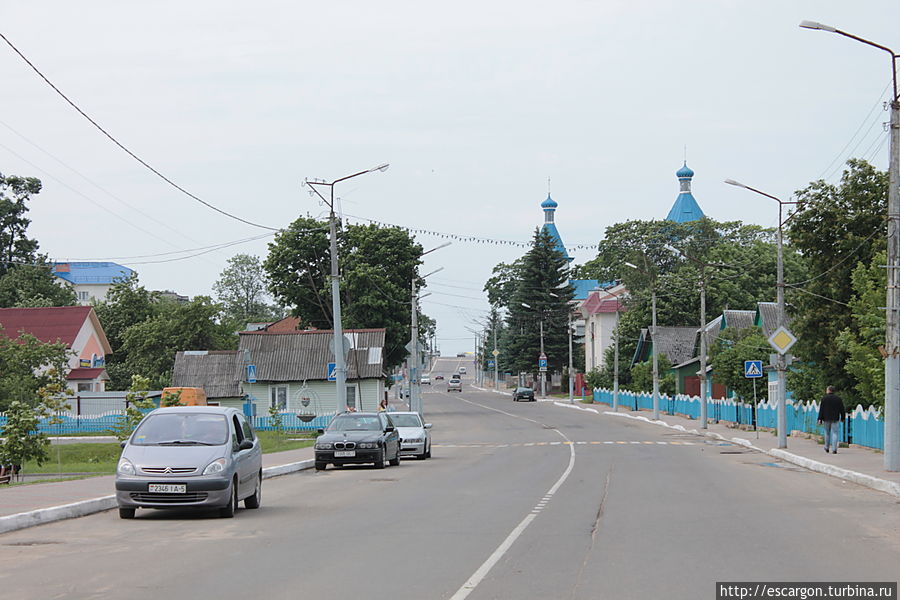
725,179,798,449
304,163,389,413
800,17,900,473
409,243,450,417
625,261,660,420
594,288,622,411
567,309,574,404
520,302,547,398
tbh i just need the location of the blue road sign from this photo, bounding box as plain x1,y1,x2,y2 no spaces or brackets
538,358,548,368
487,360,495,367
744,360,763,378
327,362,337,381
246,364,257,383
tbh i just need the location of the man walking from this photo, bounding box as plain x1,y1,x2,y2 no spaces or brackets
817,386,846,454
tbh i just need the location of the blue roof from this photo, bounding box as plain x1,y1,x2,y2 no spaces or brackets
666,193,705,222
542,222,571,261
52,262,134,285
571,279,600,300
676,162,694,178
541,194,558,209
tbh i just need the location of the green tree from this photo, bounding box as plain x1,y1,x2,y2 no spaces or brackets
483,258,525,309
786,159,887,407
0,330,71,412
501,228,575,377
0,172,41,278
265,217,425,371
628,355,675,396
214,253,280,325
0,263,77,308
110,375,157,441
708,328,770,401
0,400,48,471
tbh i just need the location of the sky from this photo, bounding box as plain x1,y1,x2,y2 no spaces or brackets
1,1,898,355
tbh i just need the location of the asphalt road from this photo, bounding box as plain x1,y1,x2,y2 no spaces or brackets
1,357,898,600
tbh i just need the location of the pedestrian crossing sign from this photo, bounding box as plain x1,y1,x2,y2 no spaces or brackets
744,360,763,378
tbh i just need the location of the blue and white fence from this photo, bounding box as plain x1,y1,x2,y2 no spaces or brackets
592,388,884,451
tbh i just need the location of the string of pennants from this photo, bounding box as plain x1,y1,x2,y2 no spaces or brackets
343,213,601,253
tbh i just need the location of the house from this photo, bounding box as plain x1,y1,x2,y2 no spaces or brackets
578,283,627,373
0,306,112,393
52,262,134,305
632,326,698,370
171,326,387,416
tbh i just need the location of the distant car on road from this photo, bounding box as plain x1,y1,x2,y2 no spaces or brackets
434,374,445,381
115,406,262,519
447,378,462,392
314,412,401,470
459,366,467,374
513,387,535,402
421,375,431,385
390,411,432,459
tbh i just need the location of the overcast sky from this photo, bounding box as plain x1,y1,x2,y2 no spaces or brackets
2,1,898,355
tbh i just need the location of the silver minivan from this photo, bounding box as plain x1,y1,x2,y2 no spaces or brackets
115,406,262,519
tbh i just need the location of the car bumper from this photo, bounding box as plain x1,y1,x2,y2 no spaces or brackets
115,475,232,509
315,449,383,465
399,441,425,456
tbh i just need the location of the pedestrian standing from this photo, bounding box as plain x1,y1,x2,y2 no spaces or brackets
817,386,846,454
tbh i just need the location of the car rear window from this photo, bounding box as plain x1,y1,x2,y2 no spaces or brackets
329,415,382,431
131,413,229,446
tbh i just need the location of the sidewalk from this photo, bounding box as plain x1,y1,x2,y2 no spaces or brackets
554,400,900,498
0,445,315,534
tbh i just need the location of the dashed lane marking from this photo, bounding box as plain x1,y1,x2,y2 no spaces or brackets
434,440,695,448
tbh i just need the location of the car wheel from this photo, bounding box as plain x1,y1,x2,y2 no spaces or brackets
219,479,238,518
425,442,431,459
244,473,262,509
315,461,327,471
389,447,400,466
118,508,135,519
375,449,386,469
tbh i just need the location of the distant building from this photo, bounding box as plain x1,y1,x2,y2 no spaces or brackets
156,290,189,303
52,262,134,305
665,163,706,223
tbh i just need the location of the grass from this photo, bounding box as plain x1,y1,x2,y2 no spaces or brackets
17,431,316,476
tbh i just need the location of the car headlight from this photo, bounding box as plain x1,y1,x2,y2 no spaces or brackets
406,437,424,443
202,458,227,475
117,458,135,476
315,442,333,450
359,442,378,449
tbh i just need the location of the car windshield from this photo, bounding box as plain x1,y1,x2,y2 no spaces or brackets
517,388,532,393
390,414,423,427
328,415,382,431
131,413,228,446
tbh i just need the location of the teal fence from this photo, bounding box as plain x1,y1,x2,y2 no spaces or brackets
592,388,884,451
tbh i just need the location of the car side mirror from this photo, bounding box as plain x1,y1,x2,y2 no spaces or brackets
424,423,432,429
316,428,325,435
385,426,395,433
120,440,127,449
238,439,254,451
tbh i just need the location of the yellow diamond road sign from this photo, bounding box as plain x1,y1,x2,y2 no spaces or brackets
492,349,500,357
768,326,797,355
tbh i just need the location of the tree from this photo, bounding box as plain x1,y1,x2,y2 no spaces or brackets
214,254,280,325
0,172,41,278
786,159,888,407
628,355,675,396
0,330,71,412
483,258,525,308
265,217,425,371
110,375,157,441
0,401,48,472
501,228,575,377
0,263,76,308
708,328,770,401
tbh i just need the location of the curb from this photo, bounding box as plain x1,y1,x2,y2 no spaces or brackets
603,411,900,498
0,459,315,536
553,401,599,414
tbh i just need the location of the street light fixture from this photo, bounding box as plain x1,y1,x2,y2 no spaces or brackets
593,287,623,412
520,302,547,398
725,179,798,449
304,163,389,413
409,247,450,417
624,261,660,420
800,20,900,470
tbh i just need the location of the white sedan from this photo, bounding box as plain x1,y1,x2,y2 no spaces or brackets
389,411,432,460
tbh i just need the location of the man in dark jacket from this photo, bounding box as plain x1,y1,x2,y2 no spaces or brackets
817,386,846,454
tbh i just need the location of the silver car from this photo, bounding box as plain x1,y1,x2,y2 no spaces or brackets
390,411,432,459
115,406,263,519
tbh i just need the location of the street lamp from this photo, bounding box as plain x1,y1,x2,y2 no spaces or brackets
593,288,623,412
303,163,389,412
800,17,900,472
625,261,659,419
409,242,451,416
725,179,798,449
520,302,547,398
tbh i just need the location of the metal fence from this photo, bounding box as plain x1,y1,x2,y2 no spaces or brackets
592,388,885,451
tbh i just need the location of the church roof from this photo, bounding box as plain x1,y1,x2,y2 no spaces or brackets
542,222,571,261
541,194,558,209
666,162,705,223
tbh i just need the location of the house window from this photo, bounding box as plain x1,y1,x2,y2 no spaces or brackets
77,291,89,302
77,383,92,392
270,386,287,410
346,385,357,410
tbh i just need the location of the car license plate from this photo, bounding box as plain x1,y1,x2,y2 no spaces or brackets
148,483,186,494
334,450,356,458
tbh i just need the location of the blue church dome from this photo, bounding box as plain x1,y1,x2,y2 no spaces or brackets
676,163,695,179
541,194,558,209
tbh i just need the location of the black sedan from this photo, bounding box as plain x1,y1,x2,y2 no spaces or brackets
513,387,535,402
314,412,401,470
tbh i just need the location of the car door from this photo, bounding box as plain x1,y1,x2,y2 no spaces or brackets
238,413,261,477
381,413,399,457
231,414,255,495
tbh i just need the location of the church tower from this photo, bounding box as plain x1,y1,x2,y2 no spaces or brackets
665,162,705,223
540,194,572,262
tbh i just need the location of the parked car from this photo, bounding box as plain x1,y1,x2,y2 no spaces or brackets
314,412,400,470
459,366,467,374
389,411,432,459
115,406,262,519
513,387,535,402
434,374,445,381
421,375,431,385
448,378,462,392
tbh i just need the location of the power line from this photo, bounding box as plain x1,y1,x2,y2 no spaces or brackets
0,31,279,232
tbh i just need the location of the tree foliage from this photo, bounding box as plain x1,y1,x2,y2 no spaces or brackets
483,258,525,308
264,217,426,371
0,172,41,278
708,328,770,401
0,400,48,470
0,330,71,412
110,375,157,441
786,159,887,407
214,253,280,326
628,355,675,396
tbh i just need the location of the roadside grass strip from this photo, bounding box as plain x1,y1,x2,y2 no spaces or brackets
603,411,900,499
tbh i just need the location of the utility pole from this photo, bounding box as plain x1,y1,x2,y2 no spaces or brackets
539,319,546,398
568,310,574,404
493,319,499,390
698,271,708,428
651,287,660,420
409,278,420,414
